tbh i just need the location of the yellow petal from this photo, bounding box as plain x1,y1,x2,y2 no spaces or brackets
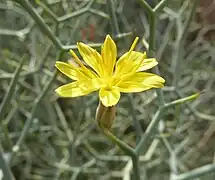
101,35,117,76
137,58,158,72
76,67,98,80
55,81,97,97
118,85,151,93
115,51,145,76
55,61,78,80
114,37,140,76
77,42,103,76
91,78,105,89
117,72,165,93
55,61,97,81
99,87,120,107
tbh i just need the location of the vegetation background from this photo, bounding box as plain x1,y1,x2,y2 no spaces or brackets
0,0,215,179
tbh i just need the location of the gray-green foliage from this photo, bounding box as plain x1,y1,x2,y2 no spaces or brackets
0,0,215,179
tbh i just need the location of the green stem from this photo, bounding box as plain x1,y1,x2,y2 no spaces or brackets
135,107,165,154
128,95,143,143
14,0,105,51
136,1,166,155
136,0,167,170
173,0,199,86
35,0,58,22
11,51,64,158
0,148,15,180
0,56,25,122
139,0,154,14
109,0,120,35
148,13,156,57
139,0,165,106
172,163,215,180
149,13,165,106
102,128,135,157
14,0,63,49
102,128,140,180
153,0,169,13
131,155,141,180
164,92,200,109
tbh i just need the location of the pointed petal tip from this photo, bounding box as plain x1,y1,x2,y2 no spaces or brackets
76,42,81,46
101,34,117,75
55,61,64,69
76,41,84,46
77,42,90,51
55,61,61,65
106,34,111,39
55,88,61,95
69,49,76,55
160,76,165,83
105,34,114,43
156,78,166,88
129,37,139,51
154,76,166,86
135,36,139,41
69,49,79,60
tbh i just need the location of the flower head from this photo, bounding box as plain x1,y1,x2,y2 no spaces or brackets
55,35,165,107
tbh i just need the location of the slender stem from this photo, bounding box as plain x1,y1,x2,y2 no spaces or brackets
136,0,166,155
58,7,89,22
0,56,25,122
149,13,165,106
63,43,102,51
0,148,15,180
181,0,199,43
136,0,167,167
109,0,120,35
161,138,178,174
173,0,199,86
176,90,215,121
139,0,154,14
140,0,166,106
128,94,143,144
164,92,200,109
132,155,141,180
135,107,165,154
102,128,141,180
135,90,198,155
102,128,135,156
153,0,169,13
11,50,64,157
12,70,58,153
172,163,215,180
14,0,63,49
36,0,58,22
148,13,156,57
14,0,105,51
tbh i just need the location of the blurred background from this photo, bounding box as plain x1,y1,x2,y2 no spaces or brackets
0,0,215,179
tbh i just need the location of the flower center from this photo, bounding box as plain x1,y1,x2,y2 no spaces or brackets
104,86,112,91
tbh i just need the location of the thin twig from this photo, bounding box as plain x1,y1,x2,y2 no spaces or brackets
0,147,15,180
102,128,140,180
0,56,25,122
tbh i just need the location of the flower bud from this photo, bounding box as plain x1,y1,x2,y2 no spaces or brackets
95,101,116,130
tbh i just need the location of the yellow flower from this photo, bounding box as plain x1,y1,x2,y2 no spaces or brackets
55,35,165,107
